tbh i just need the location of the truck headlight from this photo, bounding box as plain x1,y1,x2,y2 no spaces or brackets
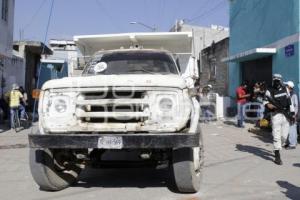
54,98,68,113
153,94,177,122
159,97,173,112
48,95,70,115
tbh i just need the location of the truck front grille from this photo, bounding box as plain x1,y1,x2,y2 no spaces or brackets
75,90,149,125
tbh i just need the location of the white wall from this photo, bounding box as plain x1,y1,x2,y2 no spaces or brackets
0,54,24,94
0,0,23,94
178,24,229,60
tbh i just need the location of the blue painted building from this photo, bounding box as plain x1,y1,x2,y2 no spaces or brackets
226,0,300,97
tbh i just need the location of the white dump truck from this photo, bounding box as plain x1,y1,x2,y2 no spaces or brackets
28,32,203,193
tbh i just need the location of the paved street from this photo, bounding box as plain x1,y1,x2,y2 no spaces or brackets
0,122,300,200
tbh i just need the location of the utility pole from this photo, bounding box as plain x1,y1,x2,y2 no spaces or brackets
0,60,4,98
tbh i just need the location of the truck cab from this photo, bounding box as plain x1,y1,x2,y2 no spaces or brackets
28,32,203,193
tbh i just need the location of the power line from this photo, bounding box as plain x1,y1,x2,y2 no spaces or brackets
31,0,55,126
158,0,166,29
22,0,48,30
186,0,227,23
188,0,212,20
94,0,122,32
158,0,166,30
169,0,181,29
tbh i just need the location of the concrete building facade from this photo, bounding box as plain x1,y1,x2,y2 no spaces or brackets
47,39,78,76
170,22,229,93
0,0,20,96
37,39,74,89
0,0,14,58
201,38,229,96
226,0,300,97
171,22,229,61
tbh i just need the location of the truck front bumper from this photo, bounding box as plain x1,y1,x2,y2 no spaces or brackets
28,132,200,149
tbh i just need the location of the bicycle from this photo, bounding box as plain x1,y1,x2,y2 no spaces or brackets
11,108,30,132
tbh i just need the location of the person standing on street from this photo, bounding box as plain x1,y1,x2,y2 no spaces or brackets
236,81,250,128
264,74,295,165
285,81,298,149
5,84,26,129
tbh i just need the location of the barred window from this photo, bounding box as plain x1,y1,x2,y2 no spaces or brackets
1,0,8,21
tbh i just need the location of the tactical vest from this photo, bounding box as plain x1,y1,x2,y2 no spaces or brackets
269,86,291,111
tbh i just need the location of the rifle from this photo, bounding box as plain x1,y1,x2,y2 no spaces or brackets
266,95,295,124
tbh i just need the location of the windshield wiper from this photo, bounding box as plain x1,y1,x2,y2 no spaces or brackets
127,68,158,74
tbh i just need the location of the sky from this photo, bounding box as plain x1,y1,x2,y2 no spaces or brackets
14,0,229,42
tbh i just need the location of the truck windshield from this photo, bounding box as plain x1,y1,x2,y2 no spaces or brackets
82,51,179,75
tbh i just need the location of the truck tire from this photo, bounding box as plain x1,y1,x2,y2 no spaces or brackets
29,148,81,191
172,131,204,193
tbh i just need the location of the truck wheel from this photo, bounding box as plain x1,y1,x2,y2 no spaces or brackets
29,148,82,191
172,133,204,193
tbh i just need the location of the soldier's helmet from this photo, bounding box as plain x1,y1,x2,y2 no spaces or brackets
272,74,282,81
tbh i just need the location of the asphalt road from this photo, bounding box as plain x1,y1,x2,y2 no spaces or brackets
0,122,300,200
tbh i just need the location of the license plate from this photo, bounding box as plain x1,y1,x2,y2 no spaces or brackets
97,136,123,149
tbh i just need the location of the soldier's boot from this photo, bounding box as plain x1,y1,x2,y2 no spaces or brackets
274,150,283,165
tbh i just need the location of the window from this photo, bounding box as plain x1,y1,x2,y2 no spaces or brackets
83,51,179,75
1,0,8,21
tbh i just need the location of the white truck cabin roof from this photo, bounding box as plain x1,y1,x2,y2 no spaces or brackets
73,32,193,56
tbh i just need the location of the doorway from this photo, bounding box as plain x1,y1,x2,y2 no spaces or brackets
241,56,273,87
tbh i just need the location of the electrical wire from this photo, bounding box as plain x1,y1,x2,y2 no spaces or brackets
22,0,48,31
169,0,180,25
94,0,122,32
186,0,227,23
188,0,212,21
158,0,166,31
143,0,149,27
31,0,55,133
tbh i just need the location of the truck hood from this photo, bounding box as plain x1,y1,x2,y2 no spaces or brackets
42,75,187,90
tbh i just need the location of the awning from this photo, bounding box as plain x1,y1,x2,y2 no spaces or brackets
41,59,65,64
74,32,193,56
13,41,53,55
222,48,277,62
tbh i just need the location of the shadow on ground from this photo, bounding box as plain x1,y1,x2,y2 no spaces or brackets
0,123,11,133
223,121,239,127
74,167,177,192
235,144,274,161
248,127,273,144
293,163,300,168
277,181,300,199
